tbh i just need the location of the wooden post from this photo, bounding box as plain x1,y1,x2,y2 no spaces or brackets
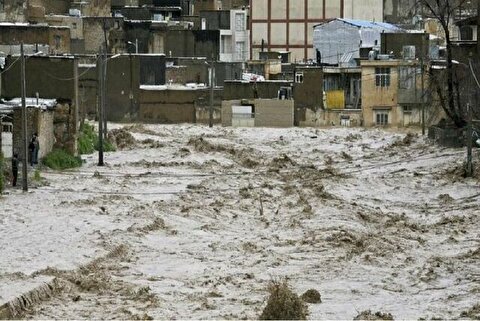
97,49,104,166
466,103,473,177
421,57,426,136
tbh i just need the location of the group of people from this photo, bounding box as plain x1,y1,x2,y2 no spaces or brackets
10,133,39,187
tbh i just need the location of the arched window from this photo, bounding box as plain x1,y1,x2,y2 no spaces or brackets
460,26,473,41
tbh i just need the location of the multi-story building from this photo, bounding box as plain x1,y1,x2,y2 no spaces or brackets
361,58,432,127
249,0,384,62
200,9,249,62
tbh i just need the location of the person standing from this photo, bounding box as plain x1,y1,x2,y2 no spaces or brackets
33,133,39,165
28,135,35,166
11,152,19,187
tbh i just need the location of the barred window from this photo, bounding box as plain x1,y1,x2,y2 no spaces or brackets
375,67,391,87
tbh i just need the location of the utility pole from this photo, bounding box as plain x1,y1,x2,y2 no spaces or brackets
129,53,134,118
20,43,28,191
0,116,3,154
477,0,480,54
209,58,215,128
102,18,108,139
466,103,473,177
97,47,105,166
421,57,425,135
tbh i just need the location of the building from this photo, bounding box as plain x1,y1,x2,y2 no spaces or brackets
200,9,249,62
313,18,401,66
0,23,71,55
361,58,429,127
222,98,295,127
249,0,384,62
10,99,56,160
1,55,80,154
138,84,222,123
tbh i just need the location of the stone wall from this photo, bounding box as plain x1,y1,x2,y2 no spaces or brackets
12,107,55,160
139,87,222,123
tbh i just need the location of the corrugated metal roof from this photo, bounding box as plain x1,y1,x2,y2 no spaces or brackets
338,18,401,31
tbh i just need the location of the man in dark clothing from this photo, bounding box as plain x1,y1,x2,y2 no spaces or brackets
28,135,35,166
11,153,18,187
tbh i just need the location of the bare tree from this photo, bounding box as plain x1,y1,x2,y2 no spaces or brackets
417,0,471,127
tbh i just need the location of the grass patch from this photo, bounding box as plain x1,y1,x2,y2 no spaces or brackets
78,123,97,154
78,123,116,154
100,139,116,152
260,280,308,320
33,169,42,181
43,149,82,170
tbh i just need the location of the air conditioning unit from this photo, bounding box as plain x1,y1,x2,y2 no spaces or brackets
69,8,81,17
368,49,378,60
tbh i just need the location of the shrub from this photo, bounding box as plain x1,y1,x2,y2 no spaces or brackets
43,149,82,170
353,310,394,320
78,123,97,155
260,280,308,320
301,289,322,304
33,169,42,181
78,123,116,154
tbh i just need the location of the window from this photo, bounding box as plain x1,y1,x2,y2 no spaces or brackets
460,26,473,41
375,67,391,87
72,22,77,29
399,67,415,89
376,111,389,126
54,35,61,49
221,35,232,54
235,41,245,60
295,71,304,83
235,13,245,31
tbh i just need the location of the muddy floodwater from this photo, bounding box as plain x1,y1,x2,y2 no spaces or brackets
1,124,479,319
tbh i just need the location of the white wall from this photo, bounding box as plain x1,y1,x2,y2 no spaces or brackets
343,0,384,21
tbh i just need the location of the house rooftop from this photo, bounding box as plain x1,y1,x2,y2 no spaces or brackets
0,98,57,110
314,18,402,32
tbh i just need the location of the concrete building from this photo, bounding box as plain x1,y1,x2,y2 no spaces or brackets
361,58,429,127
249,0,384,62
451,16,479,63
83,17,125,54
313,18,401,66
222,98,294,127
221,0,248,10
0,23,71,55
138,84,222,123
200,9,249,62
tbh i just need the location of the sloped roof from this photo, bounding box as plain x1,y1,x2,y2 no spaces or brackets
315,18,402,31
339,18,402,31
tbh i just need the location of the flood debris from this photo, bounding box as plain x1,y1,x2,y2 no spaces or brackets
259,280,308,320
107,128,137,150
353,310,394,320
301,289,321,304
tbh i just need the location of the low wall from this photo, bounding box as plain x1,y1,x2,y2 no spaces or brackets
222,99,294,128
